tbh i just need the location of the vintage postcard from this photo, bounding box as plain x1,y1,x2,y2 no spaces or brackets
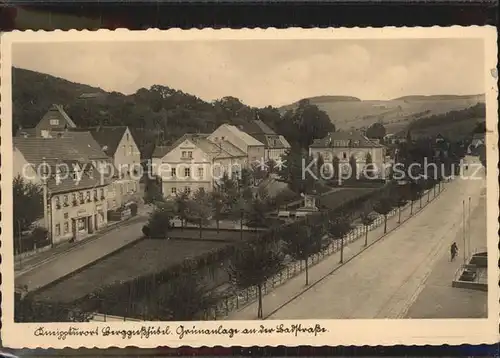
0,27,498,349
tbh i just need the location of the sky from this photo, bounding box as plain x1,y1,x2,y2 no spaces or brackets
13,39,485,107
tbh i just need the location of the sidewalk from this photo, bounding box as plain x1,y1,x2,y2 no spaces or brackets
15,218,147,293
15,215,148,276
226,185,444,320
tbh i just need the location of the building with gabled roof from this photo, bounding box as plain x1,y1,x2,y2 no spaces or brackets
208,124,265,165
309,130,388,179
238,119,291,163
13,132,112,244
33,104,77,137
151,133,247,198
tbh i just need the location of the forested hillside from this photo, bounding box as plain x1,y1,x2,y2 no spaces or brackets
12,68,334,158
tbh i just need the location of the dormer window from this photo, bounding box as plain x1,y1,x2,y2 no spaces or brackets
50,119,59,126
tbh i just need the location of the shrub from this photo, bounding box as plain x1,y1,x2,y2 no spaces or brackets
129,202,138,216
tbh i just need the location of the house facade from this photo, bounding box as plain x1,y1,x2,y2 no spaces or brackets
13,132,112,245
239,120,291,163
87,126,142,210
309,131,388,179
152,133,246,198
208,124,265,165
33,104,77,137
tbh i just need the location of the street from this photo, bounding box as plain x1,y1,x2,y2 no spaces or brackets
15,219,147,292
266,165,485,319
227,161,486,320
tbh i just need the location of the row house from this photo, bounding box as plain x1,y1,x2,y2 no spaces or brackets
13,132,112,244
152,133,247,198
309,130,388,179
238,119,291,163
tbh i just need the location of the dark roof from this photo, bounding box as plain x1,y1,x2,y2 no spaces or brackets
14,132,109,167
45,161,110,194
152,145,173,159
87,126,128,156
239,120,290,149
310,130,384,148
38,104,77,129
240,120,276,135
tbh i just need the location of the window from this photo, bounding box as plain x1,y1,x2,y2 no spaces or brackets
188,151,193,159
129,145,133,155
64,213,69,219
72,172,77,180
64,222,69,233
100,188,105,199
184,168,191,177
93,189,98,201
181,151,186,158
171,187,177,194
55,196,60,209
86,191,91,202
50,119,59,126
55,224,61,236
122,145,126,154
184,186,191,194
72,193,77,206
79,192,84,203
171,168,176,177
126,133,129,141
197,167,204,178
342,152,347,159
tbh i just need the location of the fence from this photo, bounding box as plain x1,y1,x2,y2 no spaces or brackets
207,186,442,319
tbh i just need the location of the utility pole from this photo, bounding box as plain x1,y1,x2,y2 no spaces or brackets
462,199,466,264
468,196,471,258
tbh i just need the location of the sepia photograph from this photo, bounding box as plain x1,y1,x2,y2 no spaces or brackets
0,27,498,348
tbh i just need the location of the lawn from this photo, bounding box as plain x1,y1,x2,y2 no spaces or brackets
33,238,234,303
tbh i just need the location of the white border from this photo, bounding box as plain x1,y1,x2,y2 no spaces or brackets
1,27,498,349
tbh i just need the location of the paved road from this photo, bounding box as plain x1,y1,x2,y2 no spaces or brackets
405,183,487,318
263,166,485,319
15,219,147,292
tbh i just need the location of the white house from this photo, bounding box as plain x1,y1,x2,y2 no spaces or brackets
152,133,247,198
239,120,291,163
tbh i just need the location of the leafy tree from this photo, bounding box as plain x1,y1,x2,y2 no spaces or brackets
327,215,352,263
359,204,375,246
363,152,374,179
185,188,212,239
373,196,394,234
143,176,164,204
394,186,409,224
210,191,225,233
13,175,43,237
144,271,219,321
276,100,334,150
228,241,285,319
216,172,239,214
332,155,340,183
145,202,175,238
366,122,386,141
245,195,269,229
349,155,358,181
174,191,190,229
277,148,315,195
282,220,326,285
315,153,325,179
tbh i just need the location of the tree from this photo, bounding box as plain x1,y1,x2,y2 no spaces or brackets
228,240,285,318
373,196,394,234
327,215,352,263
394,186,409,224
145,271,219,321
366,122,386,141
216,172,239,214
145,202,175,238
282,219,326,285
332,155,340,183
359,204,375,246
210,191,225,233
349,155,358,181
13,175,43,237
245,195,269,229
277,148,315,194
174,191,190,229
315,153,325,179
143,176,164,205
185,188,213,238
